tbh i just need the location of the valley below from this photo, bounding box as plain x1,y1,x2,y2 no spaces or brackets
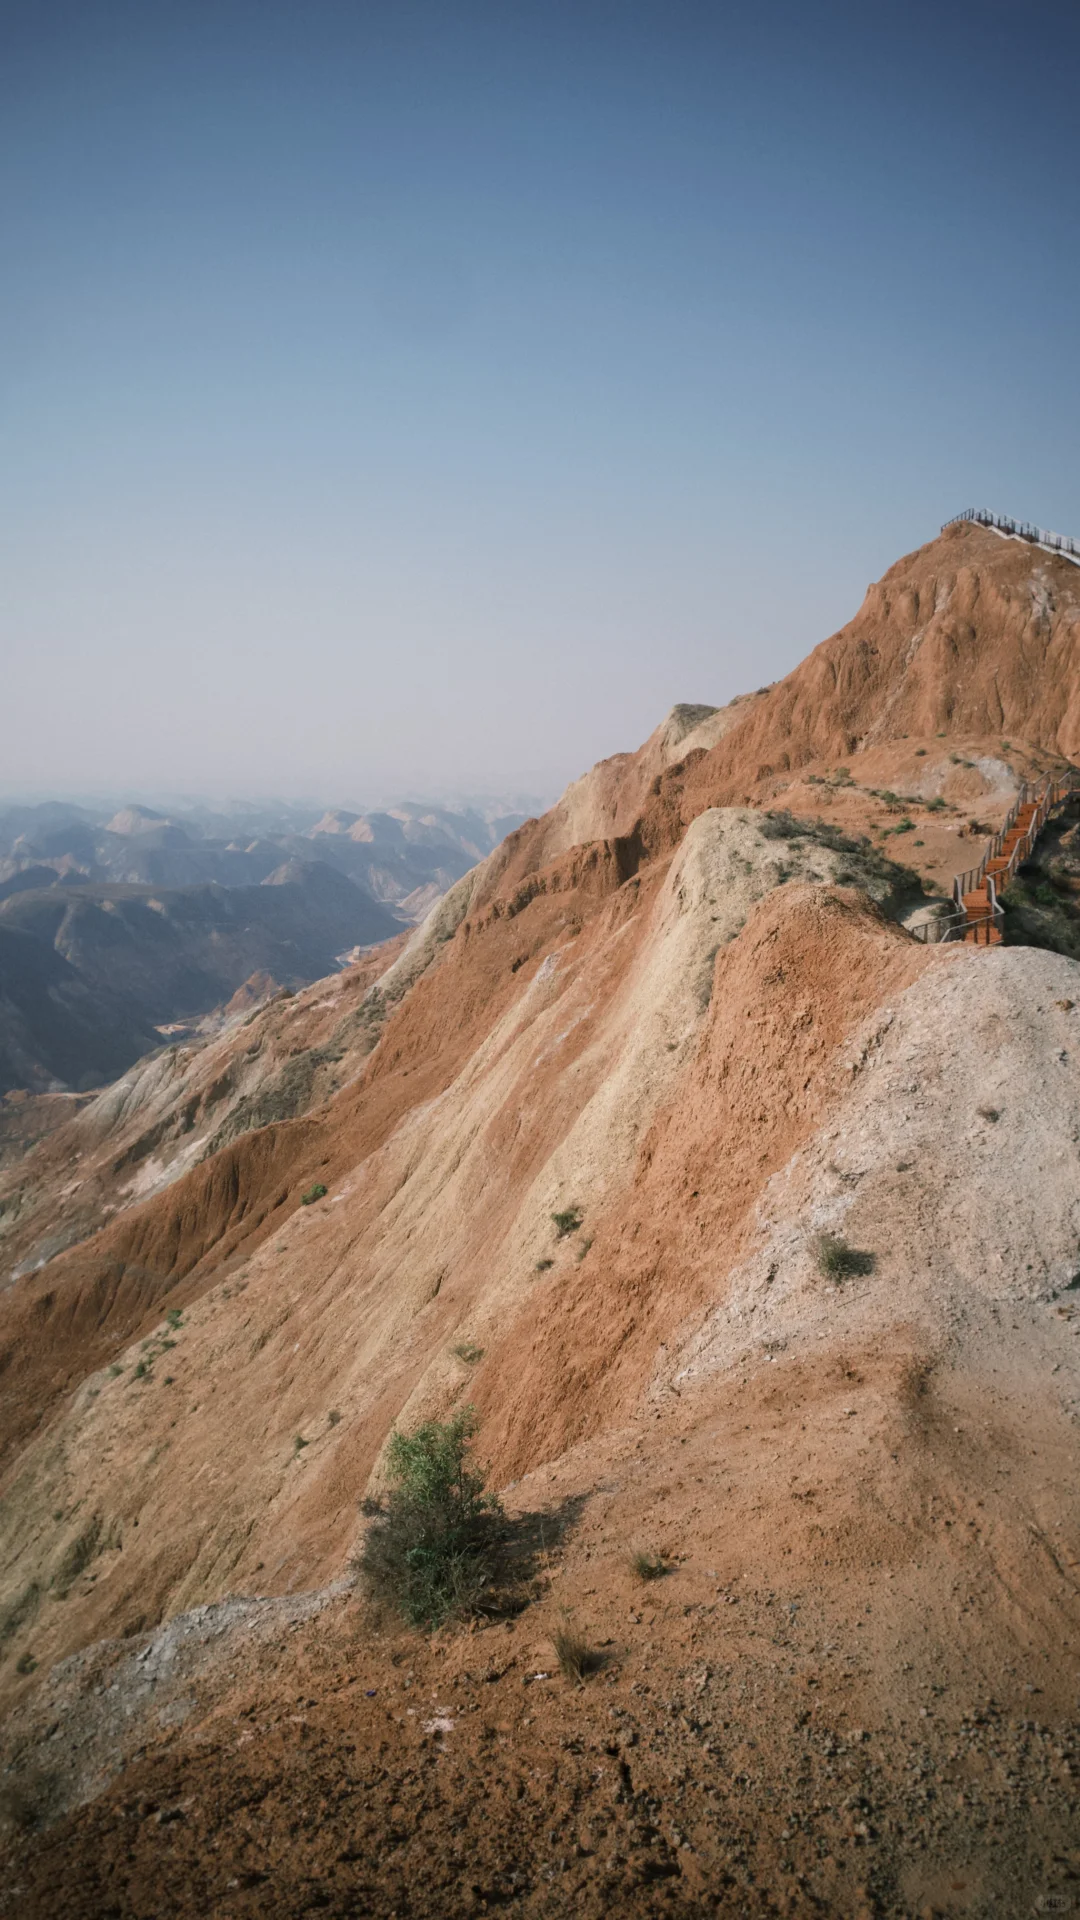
0,799,532,1098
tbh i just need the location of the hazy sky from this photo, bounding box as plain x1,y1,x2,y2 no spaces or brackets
3,0,1079,803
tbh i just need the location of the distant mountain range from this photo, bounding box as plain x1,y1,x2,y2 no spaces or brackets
0,796,535,907
0,796,536,1094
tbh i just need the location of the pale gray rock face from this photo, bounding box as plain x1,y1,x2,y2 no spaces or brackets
671,944,1080,1396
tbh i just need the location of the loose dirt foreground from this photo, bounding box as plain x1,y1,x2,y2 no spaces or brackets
3,1311,1079,1919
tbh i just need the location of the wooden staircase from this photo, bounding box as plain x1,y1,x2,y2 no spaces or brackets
914,771,1078,945
957,796,1042,945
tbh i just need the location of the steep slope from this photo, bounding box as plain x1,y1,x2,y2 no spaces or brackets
510,692,765,870
3,875,1079,1920
0,865,398,1048
2,520,1079,1917
0,928,158,1098
0,812,1014,1666
690,515,1080,782
479,518,1080,911
0,936,408,1285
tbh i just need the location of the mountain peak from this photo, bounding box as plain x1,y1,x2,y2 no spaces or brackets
104,804,171,836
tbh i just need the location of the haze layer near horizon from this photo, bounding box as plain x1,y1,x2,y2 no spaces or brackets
3,0,1079,799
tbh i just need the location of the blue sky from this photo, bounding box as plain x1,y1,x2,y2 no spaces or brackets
3,0,1078,802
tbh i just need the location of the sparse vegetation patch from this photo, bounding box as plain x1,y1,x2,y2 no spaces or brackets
52,1516,104,1598
551,1207,583,1239
552,1618,608,1682
359,1407,503,1629
0,1581,41,1648
452,1342,485,1364
813,1232,875,1281
629,1548,667,1582
205,1050,335,1155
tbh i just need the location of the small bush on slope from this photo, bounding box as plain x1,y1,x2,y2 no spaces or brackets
629,1547,667,1581
359,1407,503,1629
813,1232,875,1281
551,1617,608,1682
551,1207,583,1238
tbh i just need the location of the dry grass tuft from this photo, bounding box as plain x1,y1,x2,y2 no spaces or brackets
629,1547,666,1581
551,1619,607,1683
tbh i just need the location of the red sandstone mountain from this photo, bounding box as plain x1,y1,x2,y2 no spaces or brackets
1,519,1079,1918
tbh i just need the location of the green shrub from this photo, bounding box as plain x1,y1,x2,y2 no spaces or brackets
15,1652,36,1675
535,1258,554,1272
925,797,946,812
452,1342,485,1364
359,1407,503,1629
892,818,914,834
301,1183,328,1206
813,1232,875,1281
165,1308,183,1330
551,1207,583,1239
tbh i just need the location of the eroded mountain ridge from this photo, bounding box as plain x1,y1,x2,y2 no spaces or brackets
1,517,1079,1919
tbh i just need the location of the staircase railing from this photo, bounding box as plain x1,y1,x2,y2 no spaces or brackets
911,769,1079,943
942,507,1080,561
